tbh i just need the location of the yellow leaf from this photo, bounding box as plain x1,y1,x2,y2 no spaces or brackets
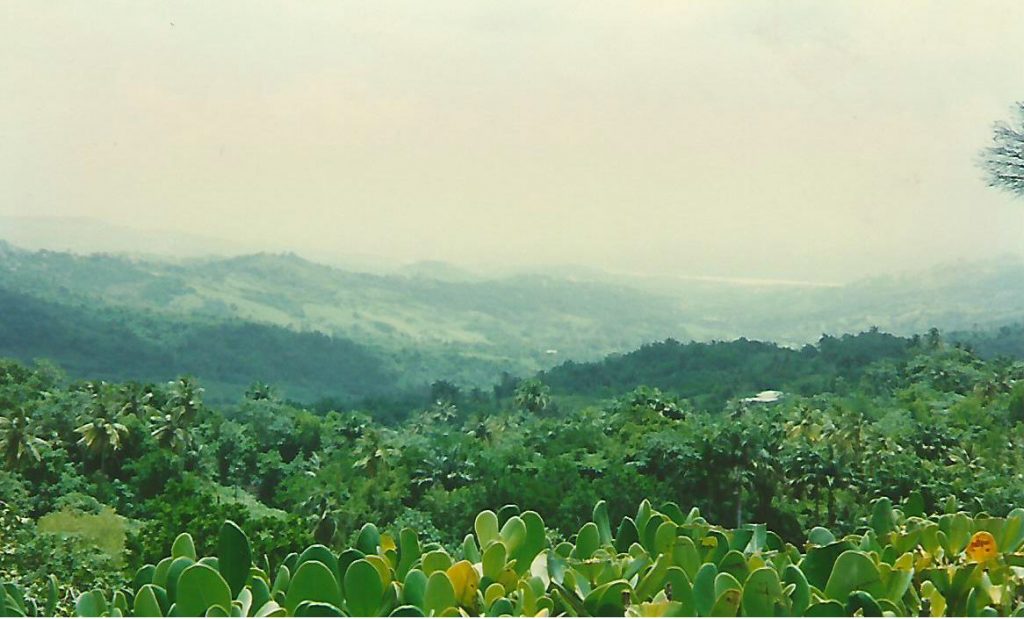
915,551,933,572
966,531,998,563
380,533,397,553
894,552,914,571
446,560,481,608
921,581,946,617
484,583,505,609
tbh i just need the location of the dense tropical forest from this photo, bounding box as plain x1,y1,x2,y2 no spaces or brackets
5,327,1024,615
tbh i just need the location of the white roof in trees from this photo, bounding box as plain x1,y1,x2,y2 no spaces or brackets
742,390,783,403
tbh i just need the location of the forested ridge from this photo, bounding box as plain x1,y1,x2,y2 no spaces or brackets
5,330,1024,615
6,241,1024,407
0,286,399,403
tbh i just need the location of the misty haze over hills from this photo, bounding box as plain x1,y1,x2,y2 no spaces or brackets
2,230,1024,402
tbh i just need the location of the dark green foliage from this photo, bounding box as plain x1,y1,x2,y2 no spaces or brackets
2,325,1024,615
540,330,914,410
0,286,398,404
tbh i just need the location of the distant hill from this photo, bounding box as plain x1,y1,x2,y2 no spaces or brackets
0,286,399,403
953,323,1024,360
0,215,256,258
0,244,696,384
643,258,1024,346
540,330,915,411
2,240,1024,402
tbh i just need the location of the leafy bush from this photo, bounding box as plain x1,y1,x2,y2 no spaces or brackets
48,498,1024,617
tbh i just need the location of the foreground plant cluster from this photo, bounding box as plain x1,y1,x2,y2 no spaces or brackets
4,497,1024,617
4,332,1024,616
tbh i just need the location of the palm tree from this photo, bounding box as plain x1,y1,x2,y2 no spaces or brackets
74,382,132,471
167,377,204,423
76,415,129,471
117,383,158,420
0,408,48,470
245,382,276,401
150,410,194,454
151,377,203,454
514,379,551,414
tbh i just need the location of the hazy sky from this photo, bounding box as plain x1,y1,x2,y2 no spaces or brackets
3,1,1024,282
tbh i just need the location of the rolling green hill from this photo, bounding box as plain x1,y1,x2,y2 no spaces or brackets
0,242,696,384
3,240,1024,403
0,286,398,403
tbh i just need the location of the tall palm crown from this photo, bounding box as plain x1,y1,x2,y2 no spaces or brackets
0,408,48,470
514,379,551,414
150,377,204,453
75,383,130,468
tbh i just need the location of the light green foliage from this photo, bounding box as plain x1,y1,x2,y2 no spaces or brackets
41,497,1024,617
36,507,127,563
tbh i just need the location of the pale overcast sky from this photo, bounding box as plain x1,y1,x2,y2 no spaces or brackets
3,1,1024,281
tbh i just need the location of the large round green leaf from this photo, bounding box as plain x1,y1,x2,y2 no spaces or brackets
166,556,195,603
572,522,600,560
153,557,173,589
75,591,107,617
134,584,164,617
344,559,384,617
355,523,381,555
807,527,835,547
217,520,252,598
474,511,500,549
134,564,156,590
423,571,456,616
402,569,428,608
710,588,741,617
693,563,718,617
285,560,343,615
172,533,198,561
510,511,546,574
615,517,640,553
846,590,883,617
499,516,527,554
672,536,701,580
742,567,783,616
823,551,883,601
297,545,340,582
782,565,810,616
482,541,507,582
799,541,854,590
396,528,422,580
174,564,232,617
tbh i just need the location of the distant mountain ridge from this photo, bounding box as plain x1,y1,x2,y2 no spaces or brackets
1,238,1024,403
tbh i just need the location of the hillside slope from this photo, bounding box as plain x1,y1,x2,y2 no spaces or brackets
0,286,398,403
540,329,915,410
